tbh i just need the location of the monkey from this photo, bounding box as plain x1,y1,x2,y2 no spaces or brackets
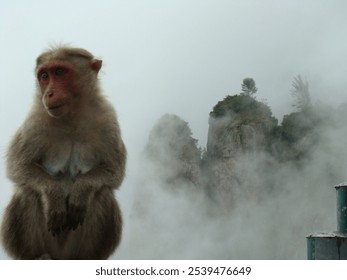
0,46,126,260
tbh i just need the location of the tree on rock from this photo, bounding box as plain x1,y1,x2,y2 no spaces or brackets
291,75,311,111
241,77,258,97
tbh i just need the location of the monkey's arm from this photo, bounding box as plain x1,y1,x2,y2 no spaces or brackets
7,130,68,236
66,127,126,230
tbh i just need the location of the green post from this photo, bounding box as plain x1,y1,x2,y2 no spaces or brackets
306,183,347,259
335,183,347,234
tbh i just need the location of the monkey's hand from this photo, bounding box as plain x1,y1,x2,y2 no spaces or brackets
47,208,67,237
66,186,91,231
44,188,68,237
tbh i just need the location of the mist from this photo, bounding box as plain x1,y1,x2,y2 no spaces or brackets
1,0,347,259
119,96,346,259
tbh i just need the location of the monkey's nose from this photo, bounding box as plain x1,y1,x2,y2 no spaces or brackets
47,91,55,98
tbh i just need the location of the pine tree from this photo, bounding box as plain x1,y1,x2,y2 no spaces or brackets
241,78,258,96
291,75,311,110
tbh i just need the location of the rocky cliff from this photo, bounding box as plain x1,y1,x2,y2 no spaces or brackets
139,89,339,209
144,114,201,188
202,95,278,207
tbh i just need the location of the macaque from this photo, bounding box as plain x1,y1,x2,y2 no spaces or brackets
0,46,126,259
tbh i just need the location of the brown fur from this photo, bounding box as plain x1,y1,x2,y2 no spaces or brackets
1,46,126,259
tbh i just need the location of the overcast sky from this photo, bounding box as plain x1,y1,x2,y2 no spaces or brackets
1,0,347,259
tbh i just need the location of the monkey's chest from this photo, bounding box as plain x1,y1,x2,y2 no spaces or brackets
41,143,95,180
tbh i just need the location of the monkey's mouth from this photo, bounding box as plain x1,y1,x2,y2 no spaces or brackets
48,103,67,110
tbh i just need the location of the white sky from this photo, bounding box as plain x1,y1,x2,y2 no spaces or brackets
0,0,347,259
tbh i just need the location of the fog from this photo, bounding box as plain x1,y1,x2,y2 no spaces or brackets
1,0,347,259
122,102,347,259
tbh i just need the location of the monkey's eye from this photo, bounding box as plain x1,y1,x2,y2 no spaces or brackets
41,72,49,80
54,68,65,76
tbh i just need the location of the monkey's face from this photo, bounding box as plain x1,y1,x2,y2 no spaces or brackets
37,61,77,118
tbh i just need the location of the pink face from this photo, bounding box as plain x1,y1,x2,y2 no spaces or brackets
37,61,77,118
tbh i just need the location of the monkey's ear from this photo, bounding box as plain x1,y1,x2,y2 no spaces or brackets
90,59,102,73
